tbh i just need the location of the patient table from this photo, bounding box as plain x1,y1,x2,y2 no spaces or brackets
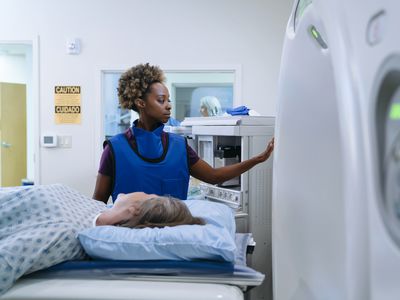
1,233,264,300
1,260,264,300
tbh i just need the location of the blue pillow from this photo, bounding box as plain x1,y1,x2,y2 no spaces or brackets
78,200,236,262
184,200,236,238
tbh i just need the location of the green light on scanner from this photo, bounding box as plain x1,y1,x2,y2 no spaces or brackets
311,28,319,39
390,103,400,120
309,25,328,49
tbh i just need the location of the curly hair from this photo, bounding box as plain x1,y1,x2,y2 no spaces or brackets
117,63,166,112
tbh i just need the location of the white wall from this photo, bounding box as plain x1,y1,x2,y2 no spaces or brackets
0,0,293,196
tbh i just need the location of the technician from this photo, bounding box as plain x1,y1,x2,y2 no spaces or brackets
93,63,274,203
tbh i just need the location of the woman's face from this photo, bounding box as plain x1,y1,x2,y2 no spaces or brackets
200,105,208,117
142,82,171,124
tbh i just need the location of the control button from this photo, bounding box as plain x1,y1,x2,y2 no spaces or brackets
367,10,386,46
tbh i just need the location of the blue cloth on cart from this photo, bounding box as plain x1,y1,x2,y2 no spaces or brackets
165,117,181,126
226,106,250,116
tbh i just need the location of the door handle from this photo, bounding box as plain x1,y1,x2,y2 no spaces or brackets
1,142,11,148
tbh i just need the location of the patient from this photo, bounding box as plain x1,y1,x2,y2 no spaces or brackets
0,185,206,296
200,96,222,117
96,192,205,228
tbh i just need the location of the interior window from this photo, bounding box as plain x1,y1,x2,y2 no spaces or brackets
102,70,235,139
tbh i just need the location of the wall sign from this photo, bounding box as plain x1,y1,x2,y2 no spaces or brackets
54,85,81,124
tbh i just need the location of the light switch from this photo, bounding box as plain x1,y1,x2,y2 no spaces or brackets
58,136,72,148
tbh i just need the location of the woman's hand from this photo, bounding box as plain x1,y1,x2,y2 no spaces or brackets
255,137,274,163
190,137,275,185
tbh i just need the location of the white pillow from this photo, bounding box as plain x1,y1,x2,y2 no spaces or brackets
78,200,237,262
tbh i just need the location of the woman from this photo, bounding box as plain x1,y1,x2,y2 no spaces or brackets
93,63,274,203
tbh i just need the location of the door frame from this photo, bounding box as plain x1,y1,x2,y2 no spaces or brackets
0,36,40,184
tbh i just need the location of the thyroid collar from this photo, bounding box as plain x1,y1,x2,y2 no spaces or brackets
131,123,165,159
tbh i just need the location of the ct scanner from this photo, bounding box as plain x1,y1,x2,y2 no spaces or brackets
273,0,400,299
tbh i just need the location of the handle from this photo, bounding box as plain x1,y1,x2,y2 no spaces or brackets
1,142,11,148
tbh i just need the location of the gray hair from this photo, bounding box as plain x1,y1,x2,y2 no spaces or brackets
200,96,222,116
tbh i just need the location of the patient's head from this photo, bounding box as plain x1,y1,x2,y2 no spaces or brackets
200,96,222,117
113,193,205,228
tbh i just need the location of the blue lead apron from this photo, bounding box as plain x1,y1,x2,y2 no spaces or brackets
108,125,189,202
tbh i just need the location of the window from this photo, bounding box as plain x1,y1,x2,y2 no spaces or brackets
102,69,236,139
103,71,132,139
165,71,234,120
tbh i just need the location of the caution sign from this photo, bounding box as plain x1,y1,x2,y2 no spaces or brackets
54,86,81,124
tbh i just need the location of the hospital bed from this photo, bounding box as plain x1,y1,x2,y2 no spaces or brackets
1,237,265,300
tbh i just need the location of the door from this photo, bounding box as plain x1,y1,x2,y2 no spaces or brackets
0,82,27,186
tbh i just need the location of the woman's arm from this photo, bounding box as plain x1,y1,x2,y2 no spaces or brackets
95,210,114,226
95,203,131,226
95,192,150,226
92,173,113,203
190,138,274,184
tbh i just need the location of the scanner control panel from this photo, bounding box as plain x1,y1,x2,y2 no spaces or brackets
200,183,242,211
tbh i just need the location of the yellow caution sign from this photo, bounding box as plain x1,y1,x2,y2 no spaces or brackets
54,86,81,124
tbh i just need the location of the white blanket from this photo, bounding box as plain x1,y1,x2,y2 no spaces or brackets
0,184,105,295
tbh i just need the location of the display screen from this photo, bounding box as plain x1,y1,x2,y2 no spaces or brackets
44,136,53,144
